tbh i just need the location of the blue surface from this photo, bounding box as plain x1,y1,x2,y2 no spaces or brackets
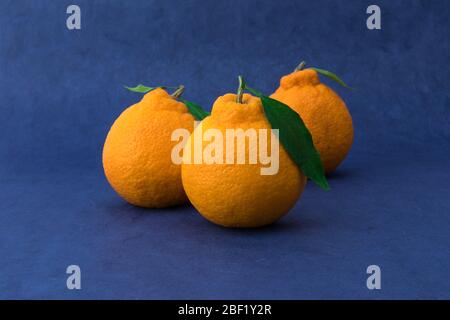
0,0,449,299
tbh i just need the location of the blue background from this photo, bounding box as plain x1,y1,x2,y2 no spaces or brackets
0,0,449,299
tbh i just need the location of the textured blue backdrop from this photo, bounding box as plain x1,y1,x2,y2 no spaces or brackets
0,0,449,299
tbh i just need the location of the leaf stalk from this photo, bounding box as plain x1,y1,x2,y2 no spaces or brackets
171,85,185,99
236,76,245,103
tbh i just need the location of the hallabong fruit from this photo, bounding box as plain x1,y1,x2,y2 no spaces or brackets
271,62,353,174
103,87,195,208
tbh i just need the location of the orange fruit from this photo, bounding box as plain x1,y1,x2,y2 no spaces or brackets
181,93,306,228
103,88,195,208
271,67,353,173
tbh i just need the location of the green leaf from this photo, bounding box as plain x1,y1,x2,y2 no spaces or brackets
182,99,210,121
123,85,209,120
246,86,329,190
124,84,158,93
309,67,352,89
